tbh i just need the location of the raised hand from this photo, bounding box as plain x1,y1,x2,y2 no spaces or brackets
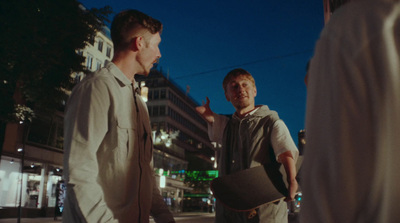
195,97,215,124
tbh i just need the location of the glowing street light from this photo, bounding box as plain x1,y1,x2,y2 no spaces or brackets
160,176,166,188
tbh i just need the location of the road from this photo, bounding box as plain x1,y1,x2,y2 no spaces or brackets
154,212,215,223
0,212,299,223
0,213,215,223
168,212,299,223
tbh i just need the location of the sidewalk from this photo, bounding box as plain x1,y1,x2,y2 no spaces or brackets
0,218,61,223
0,212,215,223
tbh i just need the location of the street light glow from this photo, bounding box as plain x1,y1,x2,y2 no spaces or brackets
160,176,166,188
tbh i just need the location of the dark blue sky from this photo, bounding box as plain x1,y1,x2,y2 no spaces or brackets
80,0,325,142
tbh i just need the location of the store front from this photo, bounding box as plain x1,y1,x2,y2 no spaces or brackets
0,155,63,218
154,173,193,213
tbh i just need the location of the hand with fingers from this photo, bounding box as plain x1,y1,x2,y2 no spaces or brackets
195,97,215,124
247,209,257,219
285,179,299,202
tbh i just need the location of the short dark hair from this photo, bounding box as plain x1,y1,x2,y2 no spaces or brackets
111,9,162,51
329,0,352,13
222,68,255,92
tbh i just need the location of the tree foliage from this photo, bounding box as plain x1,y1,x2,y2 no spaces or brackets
0,0,112,122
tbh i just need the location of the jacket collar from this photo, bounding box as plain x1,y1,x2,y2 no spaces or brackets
106,62,133,87
232,105,275,120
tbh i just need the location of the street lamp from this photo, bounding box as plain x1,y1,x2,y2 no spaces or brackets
17,123,28,223
17,145,25,223
159,168,166,188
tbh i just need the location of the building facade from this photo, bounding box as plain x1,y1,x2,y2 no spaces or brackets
74,26,114,82
0,26,215,217
0,28,113,218
136,69,216,213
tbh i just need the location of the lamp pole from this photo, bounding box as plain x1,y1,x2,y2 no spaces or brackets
17,121,28,223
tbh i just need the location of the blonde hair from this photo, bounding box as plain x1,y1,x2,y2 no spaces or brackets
222,68,255,92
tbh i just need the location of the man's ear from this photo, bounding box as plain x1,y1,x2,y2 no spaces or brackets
130,36,144,51
254,86,257,97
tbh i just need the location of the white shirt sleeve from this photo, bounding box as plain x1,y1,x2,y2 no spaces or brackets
271,120,299,163
207,112,229,145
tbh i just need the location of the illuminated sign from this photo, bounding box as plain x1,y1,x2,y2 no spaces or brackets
185,170,219,181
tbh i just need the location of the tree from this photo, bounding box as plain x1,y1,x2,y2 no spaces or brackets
0,0,112,123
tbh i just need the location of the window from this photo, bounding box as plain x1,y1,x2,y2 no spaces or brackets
96,60,102,70
106,45,112,58
154,90,159,99
153,106,159,116
160,89,166,99
86,54,93,70
153,79,158,87
89,35,95,45
98,39,104,52
159,106,166,116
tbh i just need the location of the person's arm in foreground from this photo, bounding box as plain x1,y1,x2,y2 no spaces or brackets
279,151,298,201
271,120,299,201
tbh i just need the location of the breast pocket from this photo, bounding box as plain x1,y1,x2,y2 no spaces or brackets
115,117,135,161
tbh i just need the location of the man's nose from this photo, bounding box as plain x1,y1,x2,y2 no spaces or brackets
158,49,162,59
238,85,245,92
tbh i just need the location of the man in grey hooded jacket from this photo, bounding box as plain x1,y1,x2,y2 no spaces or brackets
196,68,299,223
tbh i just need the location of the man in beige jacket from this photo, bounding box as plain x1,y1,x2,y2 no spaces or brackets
302,0,400,222
63,10,175,223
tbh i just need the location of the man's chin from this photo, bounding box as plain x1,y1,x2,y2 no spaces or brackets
233,100,254,108
136,70,150,76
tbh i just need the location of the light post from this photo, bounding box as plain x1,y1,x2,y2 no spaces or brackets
14,104,34,223
17,122,28,223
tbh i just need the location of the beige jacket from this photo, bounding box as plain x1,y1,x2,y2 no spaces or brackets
303,0,400,222
63,62,173,223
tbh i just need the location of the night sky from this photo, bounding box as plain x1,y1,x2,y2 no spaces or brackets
80,0,325,142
